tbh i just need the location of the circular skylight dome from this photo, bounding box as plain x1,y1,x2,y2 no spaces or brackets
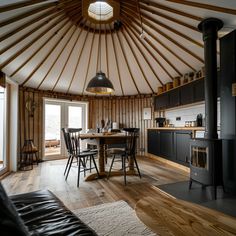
88,1,113,21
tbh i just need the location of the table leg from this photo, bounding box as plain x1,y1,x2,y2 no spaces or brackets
85,143,107,181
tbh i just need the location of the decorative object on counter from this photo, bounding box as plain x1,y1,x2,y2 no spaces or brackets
188,72,195,82
162,84,166,92
196,70,202,79
173,76,180,87
196,113,203,127
157,86,163,94
183,73,189,84
143,107,152,120
112,122,119,130
155,117,166,127
166,82,173,91
185,121,196,127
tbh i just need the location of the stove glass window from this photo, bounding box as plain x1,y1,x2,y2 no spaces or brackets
191,146,208,169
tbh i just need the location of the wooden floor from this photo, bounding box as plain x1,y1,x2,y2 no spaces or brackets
2,156,188,210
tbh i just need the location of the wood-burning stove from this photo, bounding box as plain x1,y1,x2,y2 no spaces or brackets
190,138,222,199
189,18,223,199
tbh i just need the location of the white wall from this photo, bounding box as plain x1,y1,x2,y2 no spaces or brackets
165,101,221,137
0,89,5,163
6,78,19,172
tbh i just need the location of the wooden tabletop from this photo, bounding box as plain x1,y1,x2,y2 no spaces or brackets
135,187,236,236
80,132,127,139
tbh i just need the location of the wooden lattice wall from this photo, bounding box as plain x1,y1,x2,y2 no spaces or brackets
19,87,154,161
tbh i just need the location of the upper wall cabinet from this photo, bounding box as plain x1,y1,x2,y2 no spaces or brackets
154,78,206,111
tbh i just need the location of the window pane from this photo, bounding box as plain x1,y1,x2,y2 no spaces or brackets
45,104,61,156
68,106,82,128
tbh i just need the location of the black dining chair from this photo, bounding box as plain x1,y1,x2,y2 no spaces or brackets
107,128,141,185
62,128,99,187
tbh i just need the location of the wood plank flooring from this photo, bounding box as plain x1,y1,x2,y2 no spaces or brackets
136,192,236,235
2,156,188,210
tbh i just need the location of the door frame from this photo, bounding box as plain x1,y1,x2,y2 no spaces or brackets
42,98,88,160
0,83,9,176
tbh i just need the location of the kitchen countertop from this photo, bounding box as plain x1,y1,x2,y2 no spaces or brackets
147,127,205,131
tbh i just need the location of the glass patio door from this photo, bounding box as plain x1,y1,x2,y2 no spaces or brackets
43,99,87,160
44,102,61,158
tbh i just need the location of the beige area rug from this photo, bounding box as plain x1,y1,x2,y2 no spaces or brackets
73,200,157,236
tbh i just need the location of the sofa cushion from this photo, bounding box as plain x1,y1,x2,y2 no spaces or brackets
10,189,97,236
0,182,29,236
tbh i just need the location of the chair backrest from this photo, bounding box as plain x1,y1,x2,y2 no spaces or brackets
123,128,139,155
62,128,82,156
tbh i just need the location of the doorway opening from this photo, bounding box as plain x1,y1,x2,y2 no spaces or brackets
43,99,88,160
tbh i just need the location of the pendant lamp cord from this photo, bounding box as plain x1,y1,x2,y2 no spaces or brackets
137,0,144,34
99,1,102,72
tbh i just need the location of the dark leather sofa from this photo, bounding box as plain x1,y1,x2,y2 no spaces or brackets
0,183,97,235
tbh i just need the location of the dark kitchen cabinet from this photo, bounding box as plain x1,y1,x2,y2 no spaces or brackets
175,131,192,166
168,89,180,107
180,83,194,105
148,129,192,166
220,29,236,193
154,78,206,111
147,130,160,156
193,79,205,102
159,131,174,160
155,93,169,110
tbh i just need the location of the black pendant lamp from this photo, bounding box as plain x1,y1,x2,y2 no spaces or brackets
86,2,114,94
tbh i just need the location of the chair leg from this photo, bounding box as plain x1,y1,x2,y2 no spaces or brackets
90,156,92,173
82,158,86,177
133,155,141,178
107,155,116,179
123,155,127,185
91,155,99,178
77,157,81,187
35,152,39,165
65,155,74,180
64,154,71,175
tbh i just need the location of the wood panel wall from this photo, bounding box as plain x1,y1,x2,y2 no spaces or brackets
19,87,154,162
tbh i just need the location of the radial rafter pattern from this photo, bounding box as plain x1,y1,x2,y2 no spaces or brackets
0,0,236,96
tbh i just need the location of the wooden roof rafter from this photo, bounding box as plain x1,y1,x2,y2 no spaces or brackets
0,10,64,56
66,23,91,94
121,14,180,79
121,17,175,80
108,24,124,96
121,25,163,85
139,0,203,21
114,23,141,94
0,0,53,13
0,7,63,43
139,2,198,32
0,2,58,28
121,3,203,49
166,0,236,15
22,20,74,86
119,28,154,93
37,21,83,90
81,28,96,95
51,18,88,92
0,14,69,70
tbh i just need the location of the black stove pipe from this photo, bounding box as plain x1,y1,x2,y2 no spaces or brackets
198,18,223,139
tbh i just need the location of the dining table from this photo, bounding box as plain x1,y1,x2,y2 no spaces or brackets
80,132,137,181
